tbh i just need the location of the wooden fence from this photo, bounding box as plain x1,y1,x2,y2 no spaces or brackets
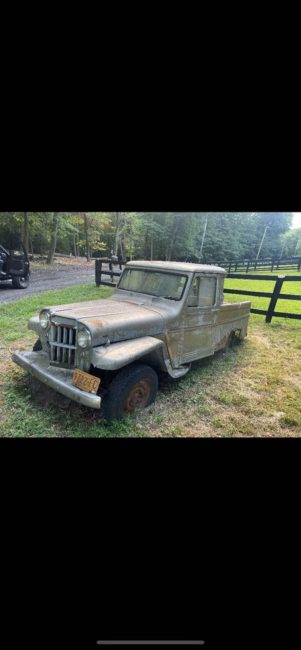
225,274,301,323
95,258,123,287
208,257,301,273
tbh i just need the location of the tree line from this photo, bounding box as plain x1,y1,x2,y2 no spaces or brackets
0,212,299,263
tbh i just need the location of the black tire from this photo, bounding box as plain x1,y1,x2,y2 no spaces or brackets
227,331,242,349
12,275,29,289
103,363,158,421
33,339,43,352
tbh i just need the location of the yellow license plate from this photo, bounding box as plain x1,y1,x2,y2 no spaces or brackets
72,368,101,394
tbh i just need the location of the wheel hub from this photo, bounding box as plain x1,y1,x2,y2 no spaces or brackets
124,380,151,412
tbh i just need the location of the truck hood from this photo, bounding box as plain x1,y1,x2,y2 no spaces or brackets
49,298,165,344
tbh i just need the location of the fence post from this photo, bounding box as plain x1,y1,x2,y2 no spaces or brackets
298,258,301,272
266,276,285,323
229,262,232,273
109,259,114,283
95,259,102,287
271,259,274,272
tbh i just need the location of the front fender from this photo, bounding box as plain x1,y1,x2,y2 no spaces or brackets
91,336,164,371
28,316,41,334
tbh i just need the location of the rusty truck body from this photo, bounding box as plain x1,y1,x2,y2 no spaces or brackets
12,261,251,419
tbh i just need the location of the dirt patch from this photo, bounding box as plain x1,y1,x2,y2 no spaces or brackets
31,256,96,268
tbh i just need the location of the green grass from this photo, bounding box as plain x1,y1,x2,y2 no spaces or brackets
0,283,145,437
0,284,113,344
1,276,301,437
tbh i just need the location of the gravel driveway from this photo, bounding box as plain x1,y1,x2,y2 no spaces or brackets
0,263,116,305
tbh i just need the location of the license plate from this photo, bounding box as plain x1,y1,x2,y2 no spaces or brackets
72,368,101,394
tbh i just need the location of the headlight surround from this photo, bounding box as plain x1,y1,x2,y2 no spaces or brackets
39,309,51,329
77,328,92,349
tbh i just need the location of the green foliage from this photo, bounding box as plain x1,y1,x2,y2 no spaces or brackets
281,227,301,257
0,211,295,262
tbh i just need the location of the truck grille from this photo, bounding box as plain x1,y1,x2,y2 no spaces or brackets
49,324,77,367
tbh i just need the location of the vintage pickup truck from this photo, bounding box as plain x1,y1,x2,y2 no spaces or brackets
13,261,251,419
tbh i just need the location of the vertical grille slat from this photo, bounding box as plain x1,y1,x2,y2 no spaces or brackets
51,325,56,343
68,348,72,366
49,323,77,368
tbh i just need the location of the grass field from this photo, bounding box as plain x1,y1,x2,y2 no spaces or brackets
0,273,300,437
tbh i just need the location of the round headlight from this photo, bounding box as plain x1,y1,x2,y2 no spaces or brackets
39,309,51,329
77,328,92,348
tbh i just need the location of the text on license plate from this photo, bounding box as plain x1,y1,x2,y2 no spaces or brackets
72,368,101,394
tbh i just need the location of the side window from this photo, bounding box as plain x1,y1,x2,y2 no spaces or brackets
199,277,217,307
187,277,200,307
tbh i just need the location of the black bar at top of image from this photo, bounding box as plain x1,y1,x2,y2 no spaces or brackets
96,643,205,647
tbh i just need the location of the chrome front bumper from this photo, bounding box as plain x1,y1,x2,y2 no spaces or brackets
12,350,101,410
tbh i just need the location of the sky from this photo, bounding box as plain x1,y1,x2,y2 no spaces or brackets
292,212,301,229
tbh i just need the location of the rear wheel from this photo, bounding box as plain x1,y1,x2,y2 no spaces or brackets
103,363,158,421
227,330,242,349
12,275,29,289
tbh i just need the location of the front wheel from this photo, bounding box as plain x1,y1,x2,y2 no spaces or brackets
103,363,158,421
12,275,29,289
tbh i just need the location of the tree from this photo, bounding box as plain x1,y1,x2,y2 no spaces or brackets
0,211,294,263
46,213,60,264
113,212,121,256
83,213,90,261
281,227,301,257
23,212,29,254
198,215,208,262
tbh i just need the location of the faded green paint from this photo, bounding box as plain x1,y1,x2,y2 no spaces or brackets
12,261,251,408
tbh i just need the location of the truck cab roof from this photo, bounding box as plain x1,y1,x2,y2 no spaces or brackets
125,260,227,275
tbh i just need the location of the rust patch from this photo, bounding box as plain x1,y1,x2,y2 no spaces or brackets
84,319,106,328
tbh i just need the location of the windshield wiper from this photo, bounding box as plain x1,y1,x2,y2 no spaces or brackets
162,295,178,301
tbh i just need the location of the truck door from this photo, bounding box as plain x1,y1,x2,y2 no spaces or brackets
180,274,218,364
7,242,29,277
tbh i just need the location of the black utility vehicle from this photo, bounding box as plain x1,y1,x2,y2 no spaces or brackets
0,234,30,289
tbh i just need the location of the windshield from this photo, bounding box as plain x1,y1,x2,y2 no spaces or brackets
118,269,188,300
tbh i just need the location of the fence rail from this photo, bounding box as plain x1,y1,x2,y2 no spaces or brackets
224,274,301,322
208,257,301,273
